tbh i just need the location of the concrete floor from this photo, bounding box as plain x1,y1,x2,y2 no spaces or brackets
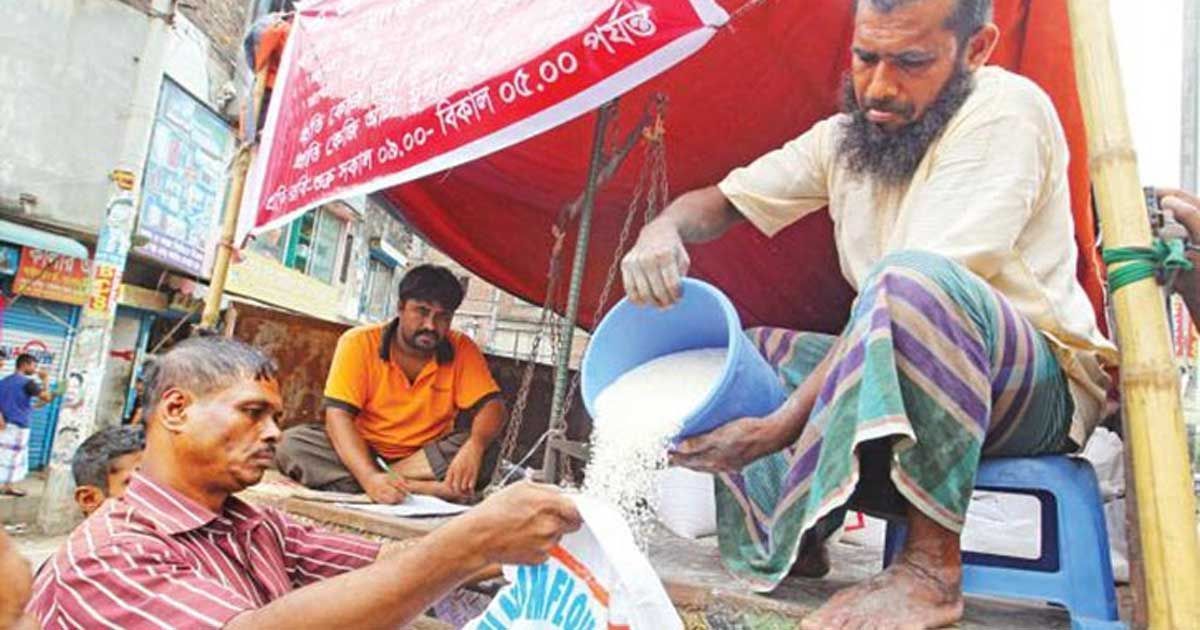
3,475,65,572
0,475,45,527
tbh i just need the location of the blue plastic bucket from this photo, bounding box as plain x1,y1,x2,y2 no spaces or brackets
581,278,787,440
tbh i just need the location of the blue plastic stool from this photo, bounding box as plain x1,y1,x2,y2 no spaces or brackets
883,456,1125,630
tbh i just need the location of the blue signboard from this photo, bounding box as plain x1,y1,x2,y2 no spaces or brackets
135,78,234,276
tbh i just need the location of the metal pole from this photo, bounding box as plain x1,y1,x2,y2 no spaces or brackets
544,99,617,483
1183,0,1199,191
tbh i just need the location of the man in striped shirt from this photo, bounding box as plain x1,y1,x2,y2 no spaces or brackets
27,336,580,629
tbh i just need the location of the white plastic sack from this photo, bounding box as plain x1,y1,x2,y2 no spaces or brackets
654,467,717,539
961,491,1043,559
464,494,682,630
1104,497,1129,583
1081,427,1125,501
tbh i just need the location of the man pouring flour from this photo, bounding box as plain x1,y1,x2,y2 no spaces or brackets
620,0,1115,628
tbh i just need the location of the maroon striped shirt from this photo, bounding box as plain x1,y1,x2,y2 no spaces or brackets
27,473,380,629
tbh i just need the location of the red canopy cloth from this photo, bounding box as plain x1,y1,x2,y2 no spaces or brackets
256,0,1105,335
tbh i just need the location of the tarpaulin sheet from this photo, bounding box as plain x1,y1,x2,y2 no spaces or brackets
251,0,1104,334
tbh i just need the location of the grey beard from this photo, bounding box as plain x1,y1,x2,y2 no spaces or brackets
837,67,974,187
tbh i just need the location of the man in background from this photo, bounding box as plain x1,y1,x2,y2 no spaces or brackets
278,264,507,503
71,425,145,516
0,353,56,497
28,335,577,629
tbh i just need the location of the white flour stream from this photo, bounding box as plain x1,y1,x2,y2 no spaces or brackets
583,347,728,539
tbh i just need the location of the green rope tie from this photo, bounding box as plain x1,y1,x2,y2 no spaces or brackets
1102,238,1193,293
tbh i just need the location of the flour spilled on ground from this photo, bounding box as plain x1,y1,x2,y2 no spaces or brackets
583,347,727,539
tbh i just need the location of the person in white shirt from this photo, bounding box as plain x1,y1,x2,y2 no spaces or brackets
621,0,1115,627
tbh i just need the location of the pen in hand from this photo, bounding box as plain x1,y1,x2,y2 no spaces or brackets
374,455,409,502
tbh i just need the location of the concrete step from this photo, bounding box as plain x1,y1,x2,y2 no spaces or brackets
0,475,45,527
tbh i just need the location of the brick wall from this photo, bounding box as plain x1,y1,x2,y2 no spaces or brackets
178,0,247,65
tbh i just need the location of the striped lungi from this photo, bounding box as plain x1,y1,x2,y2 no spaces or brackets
0,423,31,485
716,250,1074,591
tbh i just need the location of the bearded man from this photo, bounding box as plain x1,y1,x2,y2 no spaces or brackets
620,0,1115,627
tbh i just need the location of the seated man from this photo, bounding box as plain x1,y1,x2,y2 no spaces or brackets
27,336,579,629
71,425,144,517
277,264,505,503
621,0,1114,628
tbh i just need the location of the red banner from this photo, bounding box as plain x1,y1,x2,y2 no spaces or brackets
241,0,727,236
13,248,91,306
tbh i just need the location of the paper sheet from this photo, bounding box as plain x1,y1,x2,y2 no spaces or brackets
293,487,372,504
336,494,470,517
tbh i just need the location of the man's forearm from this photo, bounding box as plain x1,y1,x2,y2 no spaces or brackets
227,518,484,629
37,375,53,403
768,342,839,446
467,399,505,446
325,408,380,483
658,185,743,244
1182,279,1200,331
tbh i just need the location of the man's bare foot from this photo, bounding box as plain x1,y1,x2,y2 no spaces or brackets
801,506,964,629
799,557,963,629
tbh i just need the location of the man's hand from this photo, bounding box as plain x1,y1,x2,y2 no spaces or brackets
621,219,690,308
669,416,790,473
444,439,484,498
1158,188,1200,321
361,471,409,504
463,482,582,566
1160,188,1200,237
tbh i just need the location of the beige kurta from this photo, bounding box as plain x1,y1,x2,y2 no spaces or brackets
718,66,1116,447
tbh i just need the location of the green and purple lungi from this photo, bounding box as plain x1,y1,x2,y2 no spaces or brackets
718,250,1073,591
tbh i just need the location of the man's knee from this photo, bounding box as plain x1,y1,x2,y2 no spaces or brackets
865,250,964,286
276,423,323,462
274,423,353,490
859,250,983,308
853,250,995,336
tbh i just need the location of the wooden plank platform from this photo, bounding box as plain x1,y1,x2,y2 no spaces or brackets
241,479,1075,629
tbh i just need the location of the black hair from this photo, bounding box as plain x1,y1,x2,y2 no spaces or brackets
15,353,37,370
397,264,465,312
71,426,145,491
142,336,278,418
856,0,993,44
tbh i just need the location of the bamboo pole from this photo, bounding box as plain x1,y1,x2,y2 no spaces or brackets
200,144,251,330
200,67,268,331
1067,1,1200,626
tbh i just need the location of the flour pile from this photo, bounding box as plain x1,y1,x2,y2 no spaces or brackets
583,347,727,536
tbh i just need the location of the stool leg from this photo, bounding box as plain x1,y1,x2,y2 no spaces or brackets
883,521,907,568
1056,460,1122,629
